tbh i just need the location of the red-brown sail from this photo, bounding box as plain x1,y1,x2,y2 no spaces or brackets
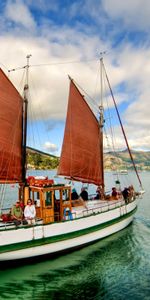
0,68,23,182
58,79,103,186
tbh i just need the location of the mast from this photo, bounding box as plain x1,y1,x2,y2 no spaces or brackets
99,56,105,195
22,54,32,183
102,61,143,189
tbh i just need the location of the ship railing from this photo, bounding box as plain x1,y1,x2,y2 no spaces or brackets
85,200,124,215
71,199,126,219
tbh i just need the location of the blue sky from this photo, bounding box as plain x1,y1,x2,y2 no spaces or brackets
0,0,150,154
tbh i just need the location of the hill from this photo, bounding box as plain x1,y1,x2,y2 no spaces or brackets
26,147,150,171
104,149,150,170
26,146,59,170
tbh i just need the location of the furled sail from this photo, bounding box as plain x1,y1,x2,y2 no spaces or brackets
0,69,23,182
58,79,103,186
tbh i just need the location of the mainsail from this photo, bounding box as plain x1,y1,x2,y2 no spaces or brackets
58,79,103,186
0,69,23,182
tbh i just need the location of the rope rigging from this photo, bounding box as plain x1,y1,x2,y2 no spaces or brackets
7,57,98,73
1,55,142,193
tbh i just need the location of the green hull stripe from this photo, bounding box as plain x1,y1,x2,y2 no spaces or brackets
0,207,137,254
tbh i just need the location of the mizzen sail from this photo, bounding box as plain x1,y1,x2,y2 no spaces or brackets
58,79,103,185
0,69,23,182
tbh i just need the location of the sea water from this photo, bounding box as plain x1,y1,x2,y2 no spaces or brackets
0,171,150,300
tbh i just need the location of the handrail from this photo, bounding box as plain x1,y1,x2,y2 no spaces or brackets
79,199,126,218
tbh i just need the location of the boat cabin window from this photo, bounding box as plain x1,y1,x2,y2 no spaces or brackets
45,191,52,206
31,191,40,207
54,190,60,200
62,189,69,201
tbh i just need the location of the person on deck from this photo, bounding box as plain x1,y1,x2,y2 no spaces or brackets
24,199,36,225
71,188,79,200
122,187,129,203
11,201,23,226
128,185,135,200
94,186,103,200
111,187,118,200
19,199,24,210
80,188,88,201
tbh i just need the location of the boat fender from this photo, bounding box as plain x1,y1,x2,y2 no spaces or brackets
63,207,73,220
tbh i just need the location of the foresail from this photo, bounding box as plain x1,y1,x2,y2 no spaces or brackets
58,79,103,186
0,68,23,182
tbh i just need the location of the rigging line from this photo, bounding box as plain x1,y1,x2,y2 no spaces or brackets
103,62,143,189
0,105,22,210
8,65,26,72
104,126,121,183
27,58,98,68
104,94,122,171
27,91,43,149
0,184,7,212
9,68,26,95
69,77,100,126
93,66,100,101
0,62,9,71
28,72,52,152
2,98,23,182
73,79,99,112
18,68,26,93
27,90,41,152
27,97,36,148
6,106,23,182
29,71,49,125
8,58,98,72
102,73,120,165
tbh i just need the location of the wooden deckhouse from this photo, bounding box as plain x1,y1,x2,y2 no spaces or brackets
23,177,72,223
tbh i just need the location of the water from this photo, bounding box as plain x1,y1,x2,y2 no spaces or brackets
0,172,150,300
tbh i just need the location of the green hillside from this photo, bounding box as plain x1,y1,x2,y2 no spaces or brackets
26,147,150,171
26,147,59,170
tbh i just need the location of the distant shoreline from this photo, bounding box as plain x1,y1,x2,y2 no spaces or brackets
27,147,150,171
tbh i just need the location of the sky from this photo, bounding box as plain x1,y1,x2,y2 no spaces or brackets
0,0,150,155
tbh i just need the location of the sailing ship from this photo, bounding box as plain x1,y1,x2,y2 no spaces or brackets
0,56,144,263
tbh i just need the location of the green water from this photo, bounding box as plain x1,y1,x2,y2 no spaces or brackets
0,172,150,300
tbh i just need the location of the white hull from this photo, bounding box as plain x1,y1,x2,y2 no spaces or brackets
0,200,137,261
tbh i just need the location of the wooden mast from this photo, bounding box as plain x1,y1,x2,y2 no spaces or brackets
22,55,32,184
103,61,143,189
99,56,105,197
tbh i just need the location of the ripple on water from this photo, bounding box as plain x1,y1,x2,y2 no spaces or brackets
0,172,150,300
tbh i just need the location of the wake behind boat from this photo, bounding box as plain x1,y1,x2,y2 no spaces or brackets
0,56,144,263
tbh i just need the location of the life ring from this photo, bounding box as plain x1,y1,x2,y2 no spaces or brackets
63,207,73,220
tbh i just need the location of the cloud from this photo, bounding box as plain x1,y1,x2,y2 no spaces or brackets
0,0,150,151
5,0,36,30
1,33,150,152
27,0,59,13
102,0,150,31
0,30,106,120
43,141,58,153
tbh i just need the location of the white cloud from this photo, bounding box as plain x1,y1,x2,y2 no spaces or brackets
102,0,150,31
27,0,59,12
1,33,149,151
5,0,36,30
43,141,58,153
0,1,150,151
0,30,106,121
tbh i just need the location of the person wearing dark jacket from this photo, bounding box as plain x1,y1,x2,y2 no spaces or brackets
122,187,129,203
71,188,79,200
80,188,88,201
